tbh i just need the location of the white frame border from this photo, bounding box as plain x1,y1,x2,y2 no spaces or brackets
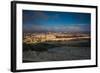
16,3,96,70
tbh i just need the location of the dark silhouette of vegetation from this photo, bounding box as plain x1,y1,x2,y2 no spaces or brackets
23,39,90,52
23,42,60,52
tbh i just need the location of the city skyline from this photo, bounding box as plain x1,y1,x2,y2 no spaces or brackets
23,10,91,33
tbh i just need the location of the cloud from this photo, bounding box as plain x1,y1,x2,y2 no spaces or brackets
32,11,49,20
23,23,90,33
23,11,50,25
23,11,61,23
23,24,47,32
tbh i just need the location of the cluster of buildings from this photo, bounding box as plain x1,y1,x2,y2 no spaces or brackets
23,32,90,44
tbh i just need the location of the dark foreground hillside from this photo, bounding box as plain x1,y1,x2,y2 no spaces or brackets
23,39,91,63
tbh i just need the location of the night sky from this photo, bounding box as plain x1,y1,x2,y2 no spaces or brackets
23,10,91,33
